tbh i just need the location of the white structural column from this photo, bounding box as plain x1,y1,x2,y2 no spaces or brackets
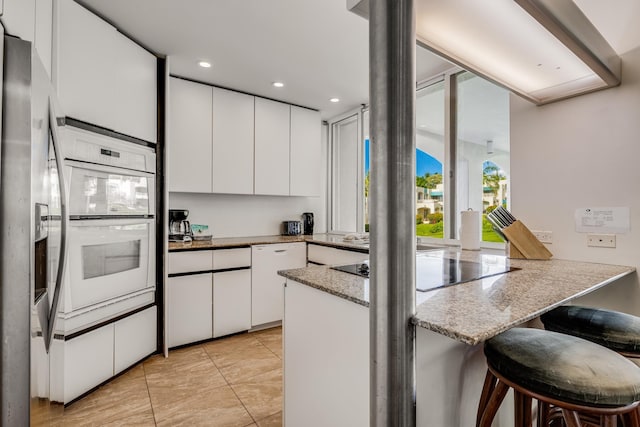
369,0,417,425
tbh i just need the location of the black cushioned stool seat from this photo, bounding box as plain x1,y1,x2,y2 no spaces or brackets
477,328,640,427
541,306,640,357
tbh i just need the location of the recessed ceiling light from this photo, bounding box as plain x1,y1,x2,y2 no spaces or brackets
272,82,285,88
198,61,212,68
330,98,340,103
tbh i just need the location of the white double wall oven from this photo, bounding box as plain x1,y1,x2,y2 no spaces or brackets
60,127,156,330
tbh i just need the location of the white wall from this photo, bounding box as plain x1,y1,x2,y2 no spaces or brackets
168,123,329,238
510,46,640,315
1,0,53,77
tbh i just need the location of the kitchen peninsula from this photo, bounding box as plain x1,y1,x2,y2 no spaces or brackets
278,249,635,427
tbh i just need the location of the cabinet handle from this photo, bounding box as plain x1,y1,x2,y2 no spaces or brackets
274,249,287,253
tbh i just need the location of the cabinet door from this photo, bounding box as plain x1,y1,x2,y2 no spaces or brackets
290,106,321,196
53,0,156,142
167,273,213,347
168,77,213,193
112,30,157,143
64,324,114,403
212,88,254,194
251,243,306,326
114,306,157,374
213,270,251,337
254,98,290,195
54,0,117,130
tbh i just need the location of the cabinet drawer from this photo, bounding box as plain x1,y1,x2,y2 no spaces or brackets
213,247,251,270
307,244,368,266
168,251,213,274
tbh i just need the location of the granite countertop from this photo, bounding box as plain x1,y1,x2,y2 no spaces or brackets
168,233,372,252
278,248,636,345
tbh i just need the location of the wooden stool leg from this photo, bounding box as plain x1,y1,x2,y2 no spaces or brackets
622,408,640,427
538,401,551,427
514,391,533,427
479,380,510,427
561,409,583,427
476,370,498,427
603,414,618,427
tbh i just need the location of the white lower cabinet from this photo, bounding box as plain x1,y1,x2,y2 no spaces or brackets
64,324,114,404
213,269,251,337
61,305,157,403
252,243,306,326
114,306,157,374
167,273,213,348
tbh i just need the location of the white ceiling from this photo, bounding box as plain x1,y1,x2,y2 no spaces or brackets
79,0,640,126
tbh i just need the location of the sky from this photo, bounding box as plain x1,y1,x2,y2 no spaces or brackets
364,139,443,176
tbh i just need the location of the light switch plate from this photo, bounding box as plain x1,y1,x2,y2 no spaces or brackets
587,234,616,248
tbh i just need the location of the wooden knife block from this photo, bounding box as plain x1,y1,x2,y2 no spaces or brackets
502,220,553,260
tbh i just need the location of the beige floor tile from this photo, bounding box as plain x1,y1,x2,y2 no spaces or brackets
231,369,282,421
146,364,228,409
143,345,208,376
153,384,253,427
203,334,265,368
256,411,282,427
254,334,282,359
218,346,282,385
61,365,154,426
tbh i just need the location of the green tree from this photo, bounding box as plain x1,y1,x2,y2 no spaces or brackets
483,164,505,207
365,171,370,197
425,173,442,189
416,172,442,189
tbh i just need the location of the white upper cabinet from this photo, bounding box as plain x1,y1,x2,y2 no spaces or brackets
255,98,290,196
168,77,213,193
212,87,254,194
290,106,321,196
53,0,157,143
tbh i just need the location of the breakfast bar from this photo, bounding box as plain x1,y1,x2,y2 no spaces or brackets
278,249,635,427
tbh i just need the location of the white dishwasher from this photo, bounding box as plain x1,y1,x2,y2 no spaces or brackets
252,242,306,326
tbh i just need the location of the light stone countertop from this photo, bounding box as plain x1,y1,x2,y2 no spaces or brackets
168,233,371,252
278,248,636,345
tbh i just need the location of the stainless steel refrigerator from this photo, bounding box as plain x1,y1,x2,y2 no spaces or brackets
0,33,68,425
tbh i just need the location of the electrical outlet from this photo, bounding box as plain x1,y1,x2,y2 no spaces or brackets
587,234,616,248
531,230,553,244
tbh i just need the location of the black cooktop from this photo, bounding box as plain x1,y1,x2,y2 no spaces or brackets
331,257,519,292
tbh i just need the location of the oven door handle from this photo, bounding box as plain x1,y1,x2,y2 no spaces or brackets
65,158,155,178
44,100,68,353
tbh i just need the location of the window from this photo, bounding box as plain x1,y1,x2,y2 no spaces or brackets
456,71,510,243
329,69,510,247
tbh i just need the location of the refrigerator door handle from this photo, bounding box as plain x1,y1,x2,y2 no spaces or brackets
44,99,68,353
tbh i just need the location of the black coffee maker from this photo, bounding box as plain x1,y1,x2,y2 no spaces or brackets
302,212,314,235
169,209,193,242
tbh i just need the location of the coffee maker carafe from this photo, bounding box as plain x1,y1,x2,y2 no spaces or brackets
169,209,193,242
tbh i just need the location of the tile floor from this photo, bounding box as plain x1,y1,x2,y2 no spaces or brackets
35,327,283,426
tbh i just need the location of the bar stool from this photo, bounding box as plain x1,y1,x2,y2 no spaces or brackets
541,306,640,360
541,306,640,425
477,328,640,427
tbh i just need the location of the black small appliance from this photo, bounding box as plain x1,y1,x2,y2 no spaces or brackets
169,209,193,242
302,212,314,235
